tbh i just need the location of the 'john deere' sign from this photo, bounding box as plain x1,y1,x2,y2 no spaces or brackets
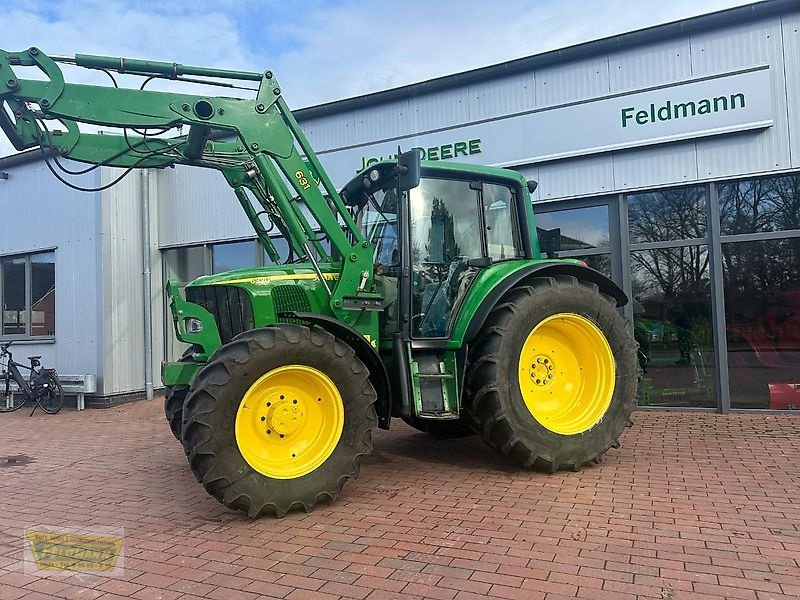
359,138,481,171
621,93,746,127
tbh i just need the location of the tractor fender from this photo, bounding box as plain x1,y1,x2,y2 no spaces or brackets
284,312,391,430
464,263,628,343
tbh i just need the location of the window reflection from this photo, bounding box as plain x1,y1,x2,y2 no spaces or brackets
483,183,522,260
212,241,257,274
30,252,56,337
573,254,613,280
2,257,26,336
264,237,290,265
631,246,716,408
535,205,610,252
723,239,800,409
164,246,206,287
628,186,706,243
409,179,480,337
719,175,800,235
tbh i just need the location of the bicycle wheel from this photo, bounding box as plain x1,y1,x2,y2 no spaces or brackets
37,372,64,414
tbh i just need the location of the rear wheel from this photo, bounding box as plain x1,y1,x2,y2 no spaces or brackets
464,276,637,471
181,324,376,517
37,371,64,415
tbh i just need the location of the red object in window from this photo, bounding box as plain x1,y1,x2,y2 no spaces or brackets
768,383,800,410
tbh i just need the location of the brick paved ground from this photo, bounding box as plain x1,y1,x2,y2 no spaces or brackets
0,399,798,600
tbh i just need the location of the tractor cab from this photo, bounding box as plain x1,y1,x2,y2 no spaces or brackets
342,156,535,342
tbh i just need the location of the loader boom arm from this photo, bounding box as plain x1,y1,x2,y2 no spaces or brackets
0,47,373,321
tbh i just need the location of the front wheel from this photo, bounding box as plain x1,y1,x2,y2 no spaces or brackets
464,276,637,471
164,348,195,440
182,324,377,518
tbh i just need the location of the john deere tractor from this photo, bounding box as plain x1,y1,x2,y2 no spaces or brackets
0,48,637,517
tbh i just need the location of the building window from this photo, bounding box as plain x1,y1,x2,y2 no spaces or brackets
1,250,56,339
631,246,715,408
624,184,712,408
722,238,800,410
533,202,615,280
212,240,259,274
717,173,800,410
719,174,800,235
628,185,707,243
536,205,610,252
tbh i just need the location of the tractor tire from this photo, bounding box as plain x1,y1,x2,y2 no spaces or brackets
164,349,194,440
401,416,474,438
464,276,637,472
181,324,376,518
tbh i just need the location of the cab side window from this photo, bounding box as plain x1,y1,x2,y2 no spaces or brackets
482,183,522,261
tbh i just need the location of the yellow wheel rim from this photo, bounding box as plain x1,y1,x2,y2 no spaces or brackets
235,365,344,479
518,313,615,436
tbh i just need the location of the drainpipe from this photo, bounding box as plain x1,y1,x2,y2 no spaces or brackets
141,169,154,400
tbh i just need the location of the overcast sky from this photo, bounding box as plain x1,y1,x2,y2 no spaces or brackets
1,0,755,158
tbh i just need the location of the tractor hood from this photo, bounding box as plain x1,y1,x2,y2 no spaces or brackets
187,263,340,288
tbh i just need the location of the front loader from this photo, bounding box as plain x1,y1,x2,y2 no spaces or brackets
0,47,638,517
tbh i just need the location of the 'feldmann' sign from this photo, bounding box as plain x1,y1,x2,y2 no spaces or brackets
621,93,746,127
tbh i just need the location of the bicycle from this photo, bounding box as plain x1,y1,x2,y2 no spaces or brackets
0,341,64,415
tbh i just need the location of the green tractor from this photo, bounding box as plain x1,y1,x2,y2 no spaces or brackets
1,48,637,517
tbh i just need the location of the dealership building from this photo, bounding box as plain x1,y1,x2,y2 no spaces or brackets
0,0,798,411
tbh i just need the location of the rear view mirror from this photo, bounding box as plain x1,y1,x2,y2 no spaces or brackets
538,227,562,258
397,148,421,191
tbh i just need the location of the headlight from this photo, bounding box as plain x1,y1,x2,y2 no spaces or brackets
369,169,380,182
185,317,203,333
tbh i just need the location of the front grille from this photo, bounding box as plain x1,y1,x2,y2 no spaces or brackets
272,285,311,313
186,285,254,344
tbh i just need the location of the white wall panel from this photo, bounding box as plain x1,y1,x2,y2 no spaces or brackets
0,161,101,382
536,155,614,200
691,17,791,178
99,169,144,395
535,57,610,107
783,13,800,168
467,72,536,120
300,114,357,152
406,88,470,133
157,165,252,248
349,100,413,145
609,39,692,92
612,141,698,190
